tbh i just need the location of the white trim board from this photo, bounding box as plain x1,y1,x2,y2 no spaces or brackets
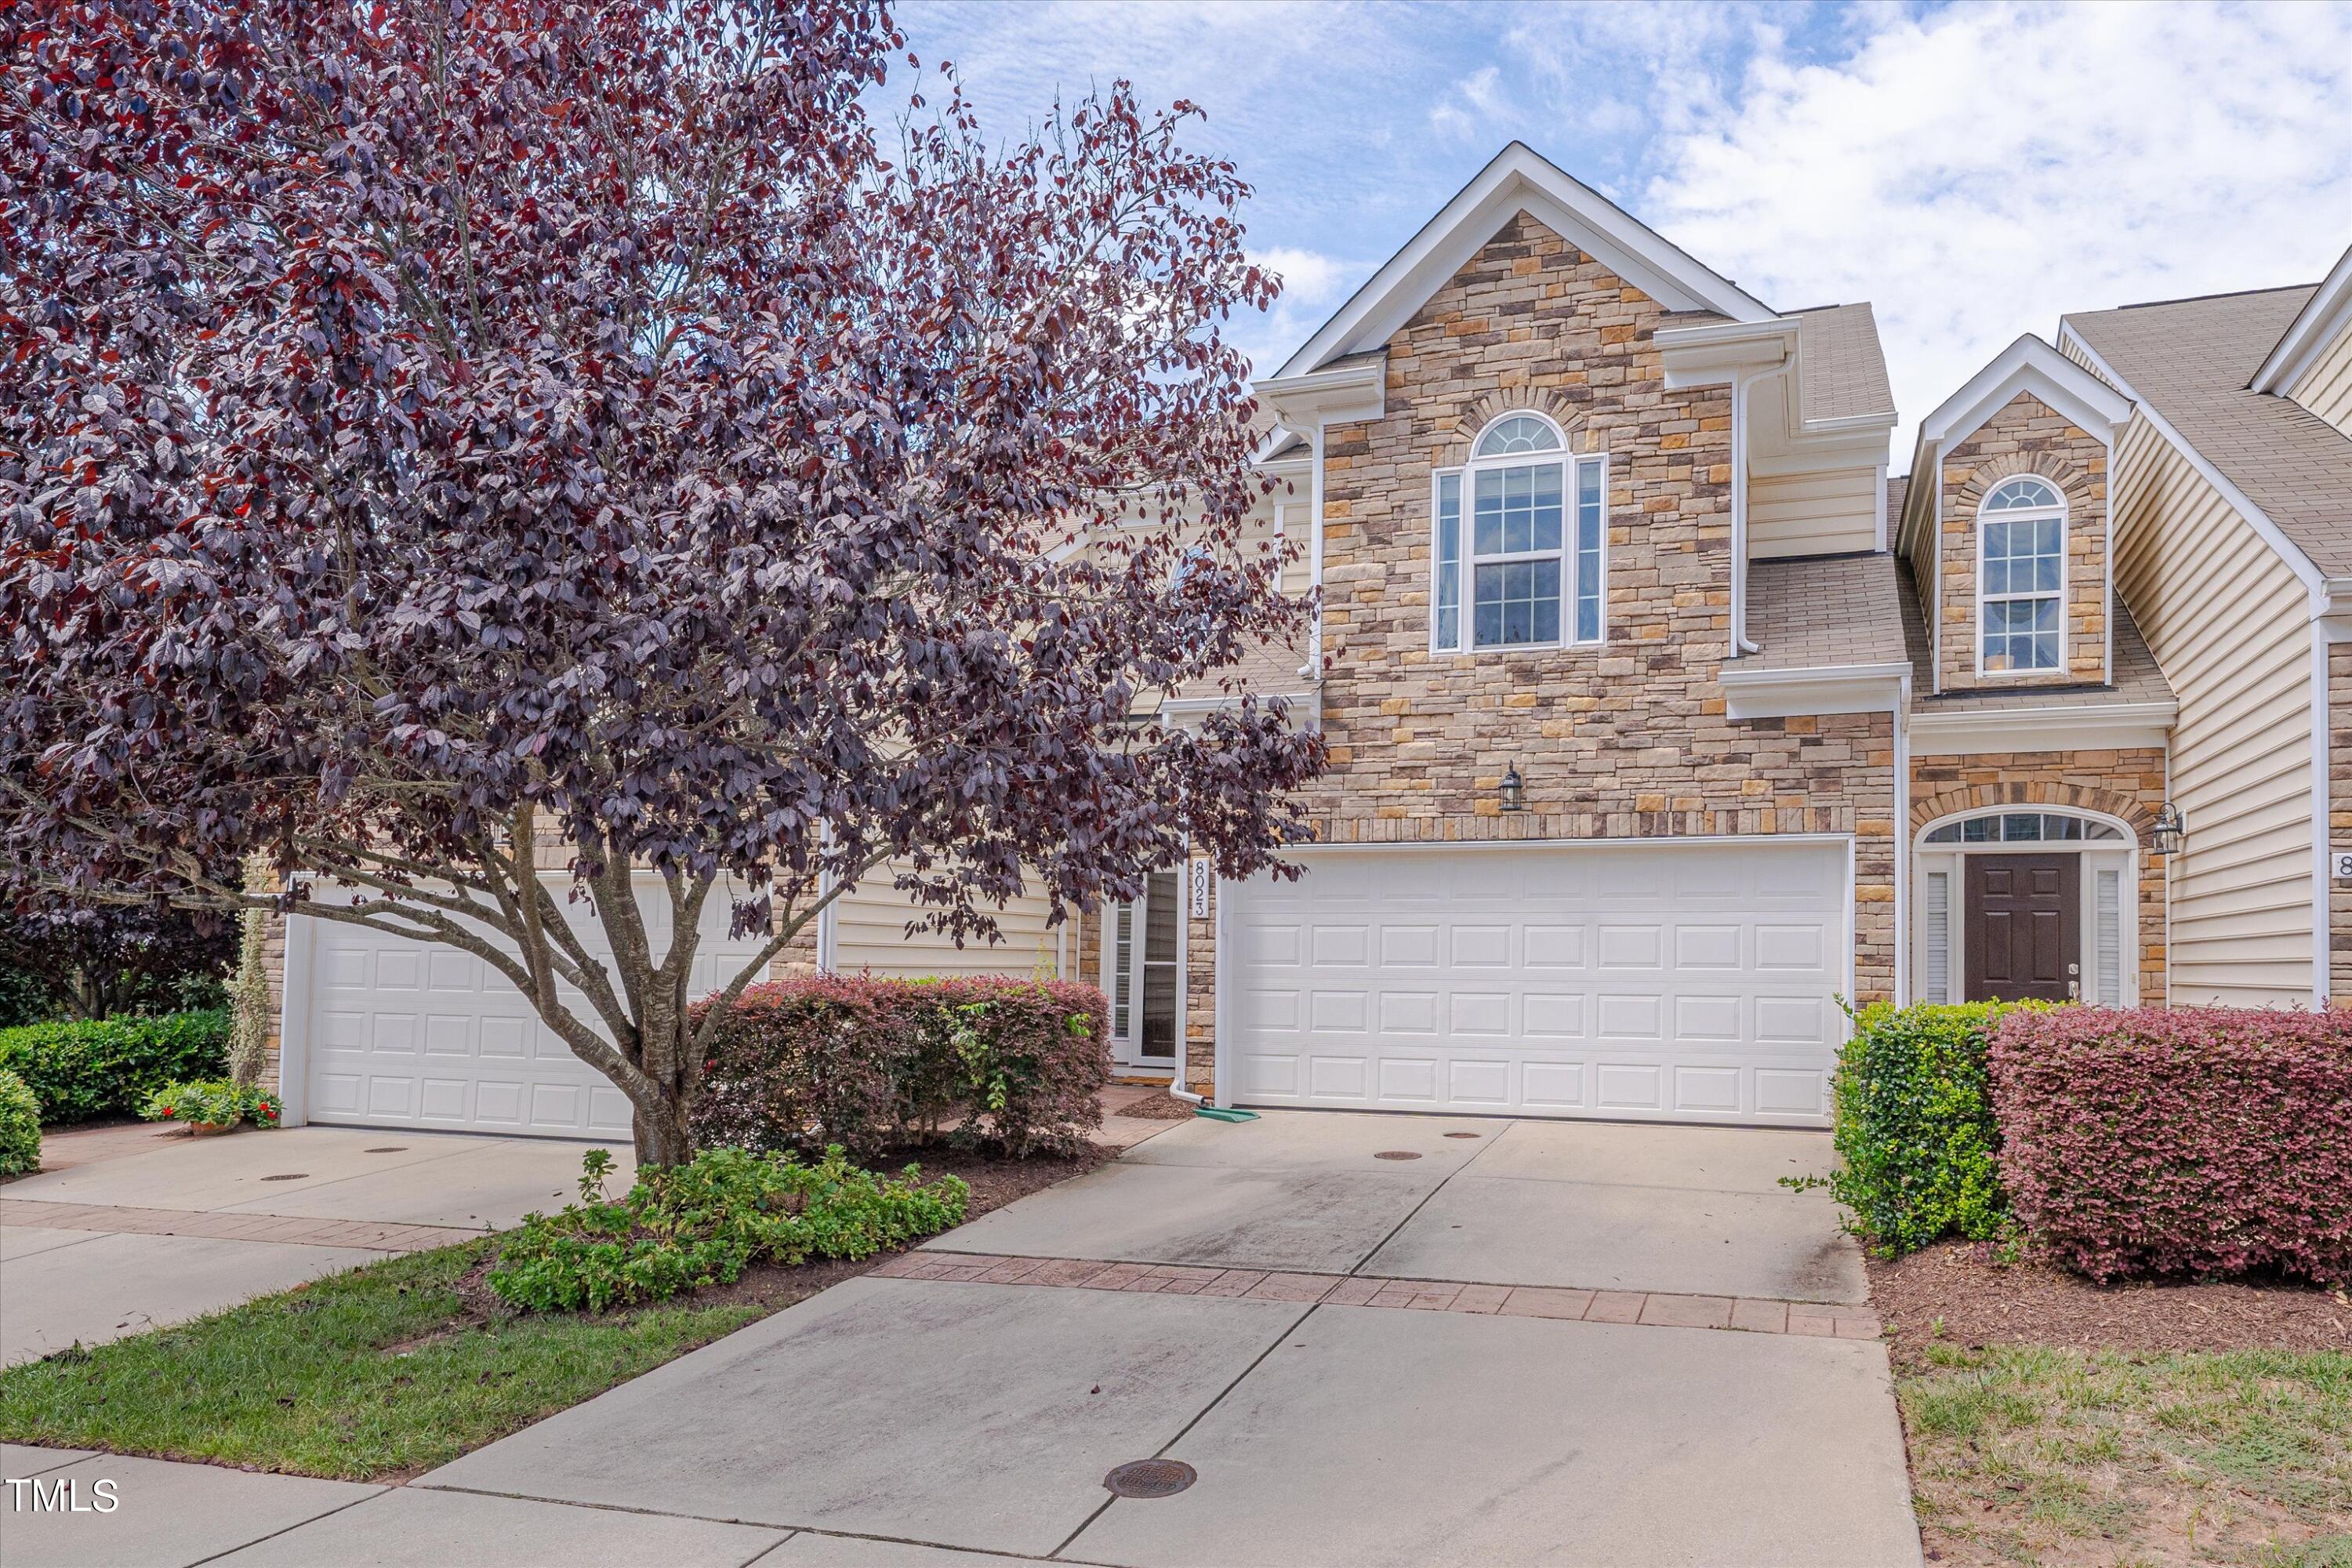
1907,699,2178,757
2251,245,2352,395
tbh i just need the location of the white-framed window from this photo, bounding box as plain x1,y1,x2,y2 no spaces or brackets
1432,412,1605,653
1976,475,2065,675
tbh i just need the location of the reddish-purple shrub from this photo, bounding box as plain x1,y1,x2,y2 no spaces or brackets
691,977,1110,1160
1988,1006,2352,1283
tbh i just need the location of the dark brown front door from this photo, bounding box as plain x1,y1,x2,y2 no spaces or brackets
1965,854,2079,1002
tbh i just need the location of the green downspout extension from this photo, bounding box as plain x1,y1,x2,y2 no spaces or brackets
1192,1105,1258,1123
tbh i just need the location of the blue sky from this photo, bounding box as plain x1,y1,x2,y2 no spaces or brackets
894,0,2352,464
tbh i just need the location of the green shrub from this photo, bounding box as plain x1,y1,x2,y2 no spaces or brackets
1828,1000,2043,1256
0,1010,230,1124
489,1145,969,1312
0,1069,39,1174
140,1078,283,1130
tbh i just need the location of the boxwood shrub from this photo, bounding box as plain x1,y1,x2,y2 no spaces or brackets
691,977,1109,1159
1827,1000,2042,1256
0,1009,231,1125
1990,1006,2352,1283
0,1069,39,1174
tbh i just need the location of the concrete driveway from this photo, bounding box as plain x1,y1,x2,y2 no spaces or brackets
6,1110,1917,1565
0,1123,627,1365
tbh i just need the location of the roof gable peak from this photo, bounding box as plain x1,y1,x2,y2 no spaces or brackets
1270,142,1775,381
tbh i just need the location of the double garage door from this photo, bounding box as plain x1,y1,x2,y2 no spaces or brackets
1224,840,1850,1126
291,877,771,1138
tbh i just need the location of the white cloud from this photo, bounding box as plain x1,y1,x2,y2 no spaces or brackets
1256,246,1348,306
1431,64,1509,143
1635,1,2352,463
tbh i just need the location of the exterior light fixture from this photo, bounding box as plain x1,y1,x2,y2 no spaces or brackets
1499,763,1526,814
2150,803,2185,857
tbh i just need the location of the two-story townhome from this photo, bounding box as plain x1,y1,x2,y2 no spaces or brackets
1065,143,2352,1131
257,140,2351,1143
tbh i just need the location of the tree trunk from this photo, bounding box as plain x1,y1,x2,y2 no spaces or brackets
632,1091,695,1168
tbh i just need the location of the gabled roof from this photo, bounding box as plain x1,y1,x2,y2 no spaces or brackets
2065,286,2352,581
2252,241,2352,394
1271,142,1775,380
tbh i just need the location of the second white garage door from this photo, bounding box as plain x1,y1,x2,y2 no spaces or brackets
290,876,774,1139
1223,840,1851,1126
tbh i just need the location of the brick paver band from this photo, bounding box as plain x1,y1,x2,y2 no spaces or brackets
869,1250,1883,1340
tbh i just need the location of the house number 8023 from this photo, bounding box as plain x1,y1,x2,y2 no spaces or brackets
2334,851,2352,882
1189,859,1212,919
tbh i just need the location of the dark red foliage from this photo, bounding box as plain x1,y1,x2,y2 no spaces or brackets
0,2,1319,1160
691,975,1110,1159
1989,1006,2352,1284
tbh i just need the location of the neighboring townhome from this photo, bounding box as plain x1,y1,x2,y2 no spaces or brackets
1070,143,2352,1131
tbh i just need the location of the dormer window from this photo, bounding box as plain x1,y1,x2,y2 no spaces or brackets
1978,476,2065,675
1432,412,1605,652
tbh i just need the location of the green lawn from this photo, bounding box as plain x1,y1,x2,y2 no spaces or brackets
0,1240,776,1479
1899,1342,2352,1566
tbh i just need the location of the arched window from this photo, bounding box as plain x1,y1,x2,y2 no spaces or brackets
1432,412,1604,652
1978,476,2066,674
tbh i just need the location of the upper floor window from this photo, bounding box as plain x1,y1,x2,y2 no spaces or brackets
1433,412,1604,653
1977,475,2065,674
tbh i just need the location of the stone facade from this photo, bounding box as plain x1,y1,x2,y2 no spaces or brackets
1933,391,2110,691
1155,214,1900,1087
1907,748,2169,1004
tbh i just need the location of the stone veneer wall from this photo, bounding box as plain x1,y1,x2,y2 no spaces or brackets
1166,213,1901,1091
1907,747,2169,1004
1935,391,2110,692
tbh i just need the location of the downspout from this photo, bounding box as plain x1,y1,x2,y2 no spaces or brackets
1893,674,1911,1005
1729,368,1772,655
1298,423,1327,682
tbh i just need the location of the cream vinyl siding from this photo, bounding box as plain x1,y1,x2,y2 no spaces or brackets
1749,466,1880,558
829,863,1062,979
2107,409,2314,1005
2287,321,2352,441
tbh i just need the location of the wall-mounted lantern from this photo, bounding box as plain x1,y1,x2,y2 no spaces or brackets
1498,763,1526,814
2150,803,2185,857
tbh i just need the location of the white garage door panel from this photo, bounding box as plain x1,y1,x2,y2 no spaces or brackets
1226,841,1849,1127
298,877,770,1138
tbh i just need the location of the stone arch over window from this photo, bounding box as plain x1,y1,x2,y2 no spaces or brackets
1443,390,1593,466
1952,452,2092,514
1910,779,2155,847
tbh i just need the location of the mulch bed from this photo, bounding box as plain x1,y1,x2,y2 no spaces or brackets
1868,1241,2351,1358
1111,1091,1197,1120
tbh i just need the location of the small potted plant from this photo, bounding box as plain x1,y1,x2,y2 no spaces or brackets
141,1080,283,1136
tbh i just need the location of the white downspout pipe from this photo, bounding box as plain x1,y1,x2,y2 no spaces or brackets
1730,368,1771,656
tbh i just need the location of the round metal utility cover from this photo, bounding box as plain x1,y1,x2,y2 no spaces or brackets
1104,1459,1196,1499
1373,1150,1422,1161
260,1173,308,1181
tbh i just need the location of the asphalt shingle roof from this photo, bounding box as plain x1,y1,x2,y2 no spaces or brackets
2066,286,2352,579
1793,303,1897,426
1744,552,1908,670
1893,560,2173,712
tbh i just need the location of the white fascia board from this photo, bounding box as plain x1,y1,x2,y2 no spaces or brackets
1272,142,1773,381
1907,699,2178,757
1657,318,1795,386
1920,334,2133,452
1254,357,1385,430
2251,244,2352,394
1159,690,1323,732
1719,660,1910,720
2057,324,2330,600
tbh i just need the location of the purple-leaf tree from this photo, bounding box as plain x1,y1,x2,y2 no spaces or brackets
0,0,1323,1163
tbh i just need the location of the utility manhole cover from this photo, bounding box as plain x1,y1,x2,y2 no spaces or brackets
260,1174,308,1181
1443,1131,1482,1139
1373,1150,1422,1160
363,1147,408,1154
1105,1459,1196,1499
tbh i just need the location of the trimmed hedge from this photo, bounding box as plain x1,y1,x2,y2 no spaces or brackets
0,1069,38,1174
0,1010,230,1125
692,977,1110,1159
1990,1006,2352,1283
1827,1000,2042,1256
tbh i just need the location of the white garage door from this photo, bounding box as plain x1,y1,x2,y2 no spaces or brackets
292,877,772,1138
1225,840,1850,1126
